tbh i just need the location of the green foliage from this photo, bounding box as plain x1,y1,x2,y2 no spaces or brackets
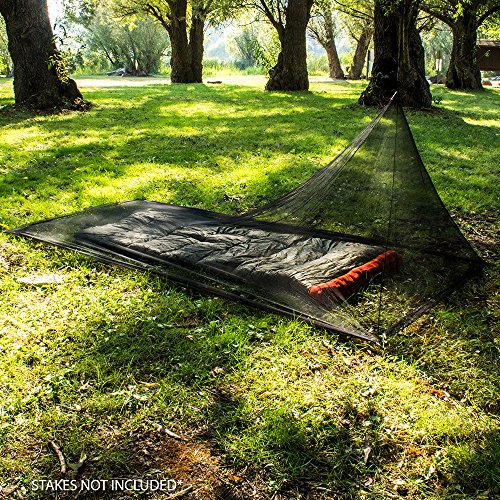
0,18,11,76
421,21,453,76
254,27,281,71
432,94,443,104
0,78,498,497
307,54,330,74
228,25,262,67
114,0,238,34
421,0,500,30
334,0,373,40
47,52,71,83
228,22,280,71
64,2,170,75
202,58,266,75
479,10,500,38
88,15,170,75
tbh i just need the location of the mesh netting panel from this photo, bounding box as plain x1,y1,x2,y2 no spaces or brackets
9,99,483,343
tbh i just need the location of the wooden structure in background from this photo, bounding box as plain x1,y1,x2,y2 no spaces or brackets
478,40,500,71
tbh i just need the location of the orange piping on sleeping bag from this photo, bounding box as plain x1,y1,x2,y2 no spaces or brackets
308,250,403,302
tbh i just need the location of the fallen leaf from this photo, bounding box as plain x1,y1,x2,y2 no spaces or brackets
428,388,449,399
363,445,372,464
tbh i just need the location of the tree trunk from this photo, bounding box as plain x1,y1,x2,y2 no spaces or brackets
324,36,344,79
166,0,204,84
168,0,194,83
446,10,482,90
0,0,83,109
348,27,372,79
358,0,397,106
400,25,431,107
169,28,193,83
358,0,431,108
189,16,204,83
265,0,313,91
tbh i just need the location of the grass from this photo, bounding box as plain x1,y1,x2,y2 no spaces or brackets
0,76,498,499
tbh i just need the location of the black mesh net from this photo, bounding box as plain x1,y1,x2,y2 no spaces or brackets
9,98,483,343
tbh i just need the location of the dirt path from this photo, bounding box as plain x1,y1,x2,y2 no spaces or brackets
73,75,353,88
74,75,268,87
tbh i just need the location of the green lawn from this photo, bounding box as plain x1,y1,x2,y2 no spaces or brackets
0,77,498,499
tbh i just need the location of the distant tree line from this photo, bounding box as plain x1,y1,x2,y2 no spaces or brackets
64,1,170,76
0,0,498,109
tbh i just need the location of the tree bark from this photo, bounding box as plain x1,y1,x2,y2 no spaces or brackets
168,0,193,83
265,0,313,91
348,27,372,79
401,24,431,107
446,9,482,90
0,0,83,109
189,15,204,83
164,0,204,84
311,10,344,80
358,0,431,108
325,37,344,79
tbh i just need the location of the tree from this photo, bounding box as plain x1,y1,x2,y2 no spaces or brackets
0,0,84,109
420,19,452,76
359,0,431,108
0,18,12,76
249,0,315,90
116,0,225,83
347,25,372,78
70,6,170,75
228,22,280,69
420,0,500,90
308,0,345,79
229,25,262,67
333,0,374,79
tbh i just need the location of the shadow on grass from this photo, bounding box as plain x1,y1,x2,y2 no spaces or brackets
407,108,498,202
0,84,370,225
58,268,497,498
26,264,387,498
387,268,500,412
428,86,500,123
445,428,500,497
22,242,497,497
2,83,498,498
1,85,497,230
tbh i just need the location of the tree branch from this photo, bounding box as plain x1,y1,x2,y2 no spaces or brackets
143,2,172,31
478,4,500,27
332,0,371,21
259,0,284,35
419,4,453,28
48,440,67,476
308,24,326,46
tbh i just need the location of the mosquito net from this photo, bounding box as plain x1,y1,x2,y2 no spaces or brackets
9,97,483,343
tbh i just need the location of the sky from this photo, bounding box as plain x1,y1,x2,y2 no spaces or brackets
47,0,63,24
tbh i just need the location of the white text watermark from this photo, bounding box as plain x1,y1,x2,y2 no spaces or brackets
31,478,182,493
